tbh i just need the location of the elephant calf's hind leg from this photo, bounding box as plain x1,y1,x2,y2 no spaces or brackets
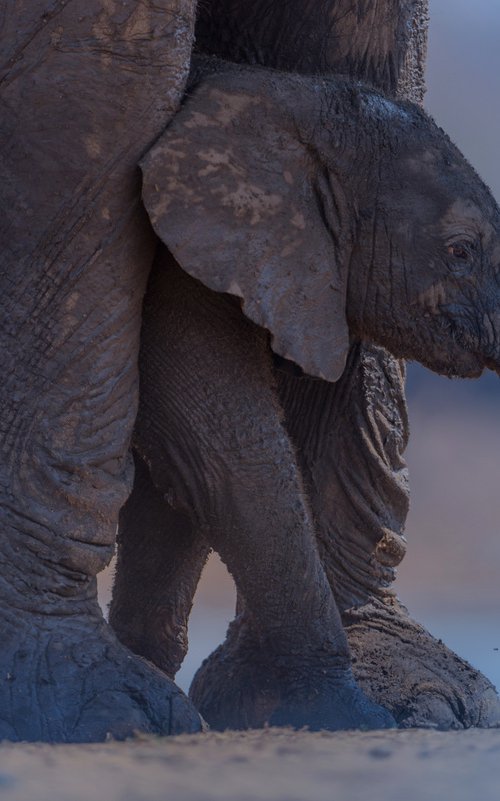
110,451,210,679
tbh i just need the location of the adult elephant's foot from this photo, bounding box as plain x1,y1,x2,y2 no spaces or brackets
189,619,395,731
0,607,202,743
344,600,500,729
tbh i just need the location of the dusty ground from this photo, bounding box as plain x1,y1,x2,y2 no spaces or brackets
1,728,500,801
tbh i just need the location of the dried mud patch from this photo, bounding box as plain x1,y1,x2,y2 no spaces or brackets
1,728,500,801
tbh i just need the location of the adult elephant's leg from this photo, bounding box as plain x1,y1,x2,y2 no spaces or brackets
0,1,201,741
110,451,210,679
133,253,395,732
276,346,500,729
274,344,410,615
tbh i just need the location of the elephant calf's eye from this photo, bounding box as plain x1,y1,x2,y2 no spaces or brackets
447,242,474,261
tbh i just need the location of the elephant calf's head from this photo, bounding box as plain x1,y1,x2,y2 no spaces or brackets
142,61,500,382
338,90,500,378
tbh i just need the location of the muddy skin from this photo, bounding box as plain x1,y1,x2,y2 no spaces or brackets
189,347,500,730
0,1,201,741
279,353,500,728
142,59,500,384
3,0,497,742
123,255,395,732
117,179,500,732
116,315,500,731
112,0,500,734
111,453,211,681
195,0,428,103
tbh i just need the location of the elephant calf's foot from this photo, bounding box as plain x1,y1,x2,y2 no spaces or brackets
0,610,202,742
268,670,396,731
344,600,500,730
190,623,395,731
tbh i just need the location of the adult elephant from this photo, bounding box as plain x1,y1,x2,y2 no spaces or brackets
110,0,500,733
0,1,202,741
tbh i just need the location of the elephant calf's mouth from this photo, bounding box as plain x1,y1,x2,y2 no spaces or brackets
414,313,484,378
431,310,500,377
484,355,500,376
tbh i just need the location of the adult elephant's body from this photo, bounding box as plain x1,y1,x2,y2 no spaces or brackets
0,1,201,741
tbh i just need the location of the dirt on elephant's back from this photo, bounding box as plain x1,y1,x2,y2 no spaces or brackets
0,728,499,801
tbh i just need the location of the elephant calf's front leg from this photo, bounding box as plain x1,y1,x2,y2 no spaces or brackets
133,254,395,731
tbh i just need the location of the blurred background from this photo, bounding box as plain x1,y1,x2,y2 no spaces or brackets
99,0,500,694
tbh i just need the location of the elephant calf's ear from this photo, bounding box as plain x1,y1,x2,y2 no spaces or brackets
141,69,349,382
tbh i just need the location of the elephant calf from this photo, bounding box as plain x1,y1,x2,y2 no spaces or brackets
110,58,500,732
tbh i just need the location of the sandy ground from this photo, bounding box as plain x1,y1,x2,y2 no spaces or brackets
1,729,499,801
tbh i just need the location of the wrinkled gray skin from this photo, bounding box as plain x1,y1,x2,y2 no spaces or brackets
142,63,500,385
0,0,202,742
110,2,500,733
1,0,499,743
